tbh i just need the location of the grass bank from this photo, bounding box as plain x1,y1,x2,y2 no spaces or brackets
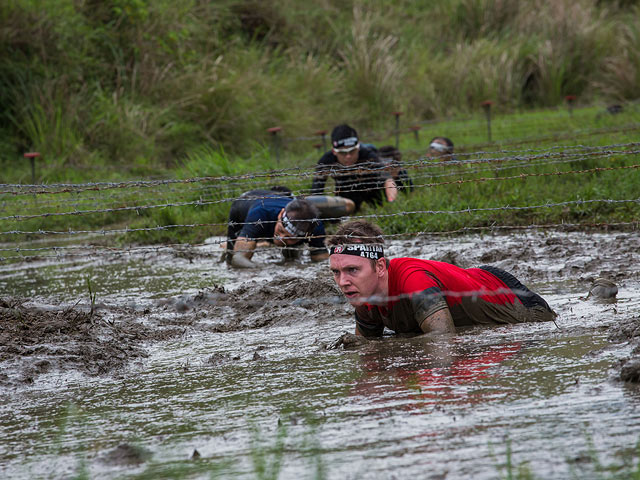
1,104,639,254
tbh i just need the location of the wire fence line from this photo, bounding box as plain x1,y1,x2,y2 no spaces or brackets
2,197,638,240
0,149,627,217
1,220,637,264
2,162,639,224
3,142,639,196
2,139,638,267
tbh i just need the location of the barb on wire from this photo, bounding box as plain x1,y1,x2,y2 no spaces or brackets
1,197,638,238
2,160,639,223
1,220,637,264
2,142,639,197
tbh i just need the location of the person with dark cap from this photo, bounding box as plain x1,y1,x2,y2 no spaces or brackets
225,188,327,268
328,220,557,337
427,136,456,161
309,124,398,214
378,145,413,192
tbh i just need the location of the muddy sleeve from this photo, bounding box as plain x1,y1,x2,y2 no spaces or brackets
410,287,449,324
355,308,384,337
237,206,268,240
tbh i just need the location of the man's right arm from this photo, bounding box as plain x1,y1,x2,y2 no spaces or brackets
231,238,258,268
418,308,456,334
410,283,456,335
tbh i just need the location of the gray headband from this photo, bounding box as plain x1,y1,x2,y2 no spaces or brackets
281,211,309,237
329,244,384,260
429,142,451,153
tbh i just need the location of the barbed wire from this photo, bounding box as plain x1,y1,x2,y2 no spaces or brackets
3,142,639,197
1,220,637,263
2,160,638,224
1,197,637,239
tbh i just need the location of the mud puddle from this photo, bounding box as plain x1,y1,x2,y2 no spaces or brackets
1,230,640,479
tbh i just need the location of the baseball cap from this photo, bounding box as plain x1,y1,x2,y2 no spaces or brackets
331,124,359,152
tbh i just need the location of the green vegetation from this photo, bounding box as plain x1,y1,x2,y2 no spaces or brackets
2,0,640,169
1,1,639,250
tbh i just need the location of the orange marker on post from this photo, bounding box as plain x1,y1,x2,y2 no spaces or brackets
23,152,41,184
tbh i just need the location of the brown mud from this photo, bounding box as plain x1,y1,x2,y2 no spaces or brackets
1,230,639,388
0,276,346,387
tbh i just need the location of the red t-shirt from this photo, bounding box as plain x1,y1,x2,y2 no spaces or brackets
355,258,525,336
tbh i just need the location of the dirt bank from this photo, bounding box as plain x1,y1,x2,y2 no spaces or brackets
0,276,346,386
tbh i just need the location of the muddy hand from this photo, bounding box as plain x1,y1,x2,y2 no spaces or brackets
327,333,369,350
230,254,258,269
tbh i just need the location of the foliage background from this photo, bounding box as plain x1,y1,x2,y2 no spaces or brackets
2,0,640,180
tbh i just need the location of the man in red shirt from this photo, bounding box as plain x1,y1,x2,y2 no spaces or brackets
328,220,557,337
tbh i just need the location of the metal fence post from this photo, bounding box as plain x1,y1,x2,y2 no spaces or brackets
266,126,282,165
315,130,328,152
565,95,576,116
409,125,421,144
481,101,493,143
391,111,403,149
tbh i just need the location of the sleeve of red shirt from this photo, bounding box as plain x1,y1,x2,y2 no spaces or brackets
400,270,450,328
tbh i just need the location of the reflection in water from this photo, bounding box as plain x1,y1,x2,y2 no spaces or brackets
352,338,522,408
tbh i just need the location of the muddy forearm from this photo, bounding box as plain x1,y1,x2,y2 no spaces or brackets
233,238,257,259
419,308,456,334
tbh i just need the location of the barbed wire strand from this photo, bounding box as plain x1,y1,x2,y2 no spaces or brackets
1,220,637,263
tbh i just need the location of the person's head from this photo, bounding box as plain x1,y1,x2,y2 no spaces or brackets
331,124,360,167
274,199,321,247
428,136,454,159
378,145,402,177
328,220,387,306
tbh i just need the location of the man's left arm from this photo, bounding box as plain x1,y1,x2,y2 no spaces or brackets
383,178,398,202
361,149,398,202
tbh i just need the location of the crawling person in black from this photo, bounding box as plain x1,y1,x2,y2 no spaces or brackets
225,188,328,268
310,124,398,213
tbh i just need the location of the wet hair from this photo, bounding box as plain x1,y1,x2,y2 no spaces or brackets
284,199,321,234
328,220,385,246
329,220,386,267
429,136,454,153
331,124,358,145
378,145,402,164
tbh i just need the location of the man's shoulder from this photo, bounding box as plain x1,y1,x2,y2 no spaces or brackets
389,258,440,285
317,151,338,165
247,196,289,216
358,145,379,161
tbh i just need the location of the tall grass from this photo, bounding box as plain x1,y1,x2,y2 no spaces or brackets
1,0,640,178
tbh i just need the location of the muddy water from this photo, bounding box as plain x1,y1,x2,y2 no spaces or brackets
1,230,640,479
